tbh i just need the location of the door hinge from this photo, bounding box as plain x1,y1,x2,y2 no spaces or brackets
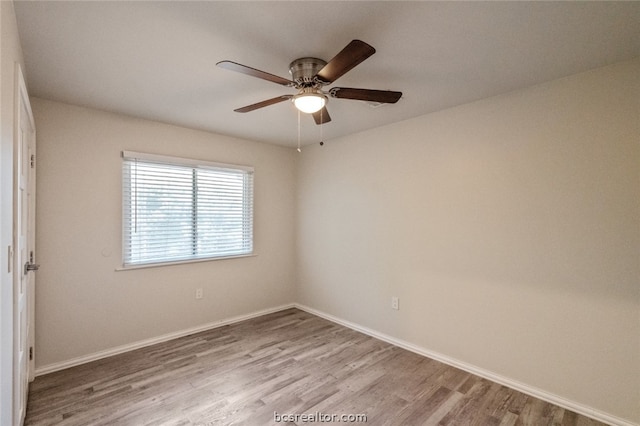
29,347,33,361
7,246,13,273
30,154,35,168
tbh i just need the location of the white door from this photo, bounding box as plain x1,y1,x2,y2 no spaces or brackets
13,64,36,426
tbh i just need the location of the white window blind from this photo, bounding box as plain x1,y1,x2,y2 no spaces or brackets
122,151,253,267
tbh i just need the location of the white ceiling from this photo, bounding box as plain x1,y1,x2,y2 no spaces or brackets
14,1,640,148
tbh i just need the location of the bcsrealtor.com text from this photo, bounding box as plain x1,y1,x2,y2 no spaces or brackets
274,411,367,423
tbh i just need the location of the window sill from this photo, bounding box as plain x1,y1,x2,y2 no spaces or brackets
115,253,257,271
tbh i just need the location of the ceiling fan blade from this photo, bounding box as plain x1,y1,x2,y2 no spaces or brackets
234,95,292,113
312,106,331,125
315,40,376,84
329,87,402,104
217,60,293,86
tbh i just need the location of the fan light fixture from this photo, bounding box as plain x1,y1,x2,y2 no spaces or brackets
217,40,403,122
293,90,326,114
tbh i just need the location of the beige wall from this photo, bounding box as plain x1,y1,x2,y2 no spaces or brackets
32,98,297,368
1,1,26,424
297,59,639,423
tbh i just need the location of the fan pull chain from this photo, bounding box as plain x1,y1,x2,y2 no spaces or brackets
320,108,324,146
297,110,301,153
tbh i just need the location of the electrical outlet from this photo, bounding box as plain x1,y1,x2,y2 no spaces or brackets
195,288,203,299
391,296,399,310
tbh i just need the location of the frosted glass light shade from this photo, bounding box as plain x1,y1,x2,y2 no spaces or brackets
293,93,326,114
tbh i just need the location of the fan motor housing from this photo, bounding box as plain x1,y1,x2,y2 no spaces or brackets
289,57,327,88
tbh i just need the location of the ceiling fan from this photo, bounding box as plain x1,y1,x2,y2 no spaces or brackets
217,40,402,125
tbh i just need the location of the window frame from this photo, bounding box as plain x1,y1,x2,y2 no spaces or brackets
120,151,254,269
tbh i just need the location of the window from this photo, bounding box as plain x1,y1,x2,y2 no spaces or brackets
122,151,253,267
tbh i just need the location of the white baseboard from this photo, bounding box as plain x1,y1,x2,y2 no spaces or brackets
34,303,295,377
294,303,637,426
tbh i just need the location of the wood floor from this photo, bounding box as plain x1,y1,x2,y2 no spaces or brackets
25,309,606,426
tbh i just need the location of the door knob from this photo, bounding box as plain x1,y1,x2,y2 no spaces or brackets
24,261,40,275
